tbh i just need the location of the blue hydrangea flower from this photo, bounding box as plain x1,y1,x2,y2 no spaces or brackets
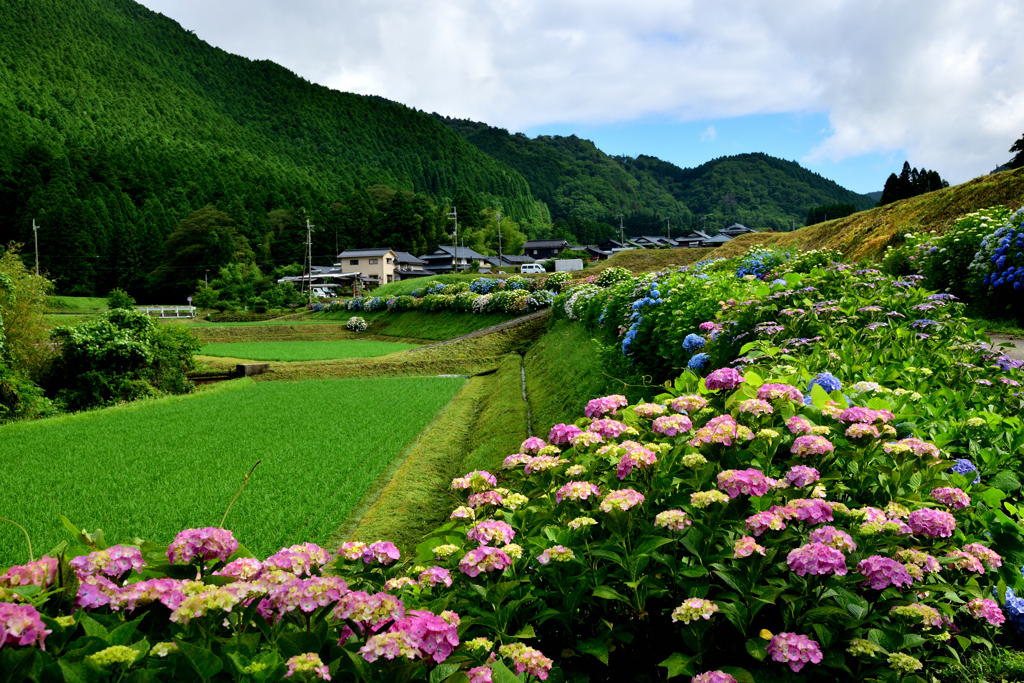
688,353,710,371
807,372,842,394
994,567,1024,634
948,458,981,485
682,334,706,353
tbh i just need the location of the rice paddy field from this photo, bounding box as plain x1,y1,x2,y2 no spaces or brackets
0,376,465,564
198,340,421,361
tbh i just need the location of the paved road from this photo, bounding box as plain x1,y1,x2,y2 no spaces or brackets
989,335,1024,362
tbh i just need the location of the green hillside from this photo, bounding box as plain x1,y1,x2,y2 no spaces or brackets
439,116,876,235
0,0,540,296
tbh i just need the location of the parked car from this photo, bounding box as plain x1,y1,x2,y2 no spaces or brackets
520,263,545,274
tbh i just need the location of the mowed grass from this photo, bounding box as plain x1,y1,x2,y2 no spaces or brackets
198,340,421,361
309,310,519,341
0,377,465,564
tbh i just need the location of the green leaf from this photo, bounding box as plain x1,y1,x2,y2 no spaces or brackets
744,370,764,387
745,638,767,661
277,632,322,660
430,663,462,683
490,660,525,683
0,648,38,683
658,652,694,679
990,471,1022,492
78,613,110,641
591,585,630,604
811,384,830,409
512,624,536,639
109,615,146,646
176,640,224,680
719,667,755,683
576,638,609,665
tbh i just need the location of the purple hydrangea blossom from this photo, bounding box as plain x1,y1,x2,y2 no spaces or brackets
784,466,820,488
548,423,583,444
931,487,971,509
362,542,401,565
519,437,547,454
652,414,693,436
167,527,239,566
907,509,956,538
0,603,51,650
857,556,914,590
467,521,515,546
809,526,856,552
756,383,804,403
717,468,773,498
458,547,513,577
1,557,58,589
587,419,631,438
705,368,745,391
584,394,628,418
791,435,835,458
786,542,848,577
766,632,823,672
555,481,601,503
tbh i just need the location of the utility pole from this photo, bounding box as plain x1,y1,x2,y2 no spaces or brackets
305,219,314,306
617,214,624,246
446,206,458,272
496,212,503,270
664,217,671,240
32,220,40,276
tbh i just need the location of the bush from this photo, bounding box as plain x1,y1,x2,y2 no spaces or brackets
595,266,633,288
967,207,1024,320
346,316,368,332
105,288,136,310
47,308,201,411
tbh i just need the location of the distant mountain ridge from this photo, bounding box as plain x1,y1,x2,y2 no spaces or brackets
436,116,877,234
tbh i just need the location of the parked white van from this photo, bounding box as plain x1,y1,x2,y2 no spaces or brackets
520,263,545,274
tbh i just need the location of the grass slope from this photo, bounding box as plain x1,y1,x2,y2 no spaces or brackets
0,377,463,563
587,167,1024,274
198,340,420,362
344,354,528,554
308,310,519,341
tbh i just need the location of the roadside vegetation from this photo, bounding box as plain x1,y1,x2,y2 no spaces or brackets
198,340,421,362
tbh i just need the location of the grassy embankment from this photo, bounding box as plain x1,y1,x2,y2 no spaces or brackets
342,317,608,554
307,309,519,341
198,340,422,362
0,376,464,564
590,166,1024,275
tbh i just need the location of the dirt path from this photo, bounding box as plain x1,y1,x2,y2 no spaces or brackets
988,334,1024,362
409,309,552,352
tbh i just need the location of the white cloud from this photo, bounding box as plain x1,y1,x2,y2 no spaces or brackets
700,125,716,142
137,0,1024,183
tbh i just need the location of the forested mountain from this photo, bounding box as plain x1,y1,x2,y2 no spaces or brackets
438,117,876,236
0,0,541,296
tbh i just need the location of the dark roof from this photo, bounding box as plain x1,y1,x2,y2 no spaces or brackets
722,223,754,233
422,245,489,260
499,254,536,264
524,239,570,248
702,234,733,243
337,248,395,258
393,251,427,265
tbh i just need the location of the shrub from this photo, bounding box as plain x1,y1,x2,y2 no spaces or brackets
47,309,201,411
105,288,136,310
734,245,790,279
346,316,368,332
967,207,1024,320
595,266,633,288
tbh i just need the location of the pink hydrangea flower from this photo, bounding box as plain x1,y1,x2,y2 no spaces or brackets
791,435,835,458
69,545,144,580
524,455,566,475
786,542,848,577
418,566,453,588
766,632,823,672
167,527,239,566
907,509,956,538
337,542,367,560
931,487,970,509
458,547,512,577
733,536,766,557
584,395,628,418
692,672,737,683
671,395,707,414
788,498,834,525
0,602,51,650
587,419,630,438
857,556,914,590
654,510,692,531
332,590,404,631
890,603,945,628
362,542,401,565
502,453,532,469
366,610,460,664
617,445,658,480
784,465,820,488
652,414,693,436
285,653,330,680
883,438,941,458
599,488,645,513
671,598,719,623
549,423,583,444
499,643,554,680
745,509,788,536
634,401,667,418
111,577,184,612
737,398,773,416
467,666,493,683
1,557,58,589
895,549,941,574
967,598,1006,626
705,367,745,391
76,574,122,609
468,491,504,508
264,544,332,577
214,557,263,581
946,550,985,573
757,383,804,403
808,526,857,552
845,423,880,439
964,543,1002,570
451,471,498,490
555,481,601,503
688,415,754,447
467,521,515,546
520,437,547,453
717,469,772,497
837,407,894,424
786,416,814,435
259,576,350,621
570,431,605,448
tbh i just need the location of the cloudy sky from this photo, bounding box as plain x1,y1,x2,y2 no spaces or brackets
137,0,1024,193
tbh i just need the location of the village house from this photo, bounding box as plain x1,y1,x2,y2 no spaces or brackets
523,238,570,260
337,248,397,285
419,245,490,273
393,251,431,280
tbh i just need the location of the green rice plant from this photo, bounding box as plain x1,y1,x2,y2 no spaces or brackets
0,376,464,564
197,340,421,361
